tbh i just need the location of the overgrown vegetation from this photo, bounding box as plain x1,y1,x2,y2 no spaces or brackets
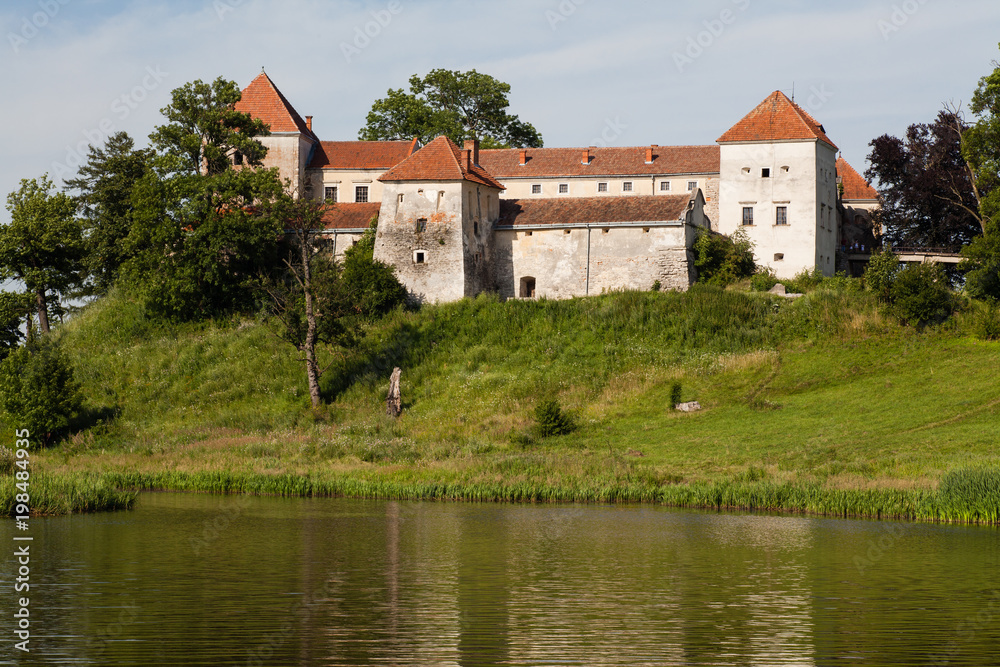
694,228,756,286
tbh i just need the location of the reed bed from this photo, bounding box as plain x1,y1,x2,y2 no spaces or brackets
20,467,995,525
0,474,137,516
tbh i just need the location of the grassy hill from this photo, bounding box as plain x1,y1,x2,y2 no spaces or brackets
7,284,1000,521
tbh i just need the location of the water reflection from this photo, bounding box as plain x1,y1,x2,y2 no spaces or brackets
0,495,998,665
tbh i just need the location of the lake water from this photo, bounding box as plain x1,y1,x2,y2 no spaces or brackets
1,493,999,666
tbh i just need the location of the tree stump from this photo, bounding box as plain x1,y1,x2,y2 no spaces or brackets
386,367,402,418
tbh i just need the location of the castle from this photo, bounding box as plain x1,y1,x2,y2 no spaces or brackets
234,72,879,302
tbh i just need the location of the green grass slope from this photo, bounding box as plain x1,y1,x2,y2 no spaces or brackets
8,285,1000,522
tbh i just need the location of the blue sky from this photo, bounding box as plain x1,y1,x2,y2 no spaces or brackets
2,0,1000,226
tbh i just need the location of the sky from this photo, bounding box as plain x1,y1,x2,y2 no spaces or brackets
2,0,1000,227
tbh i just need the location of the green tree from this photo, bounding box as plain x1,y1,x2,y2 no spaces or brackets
64,132,153,294
0,337,82,447
889,263,955,326
359,69,543,148
1,175,85,334
0,292,31,361
341,219,407,318
694,228,756,286
119,77,285,320
863,249,902,302
962,47,1000,300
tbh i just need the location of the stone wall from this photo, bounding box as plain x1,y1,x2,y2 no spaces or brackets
374,181,468,303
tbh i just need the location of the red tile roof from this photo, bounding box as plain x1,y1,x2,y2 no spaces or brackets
480,145,720,178
498,195,692,227
379,136,505,189
717,91,837,149
320,203,381,230
836,157,878,201
235,71,316,139
308,139,418,169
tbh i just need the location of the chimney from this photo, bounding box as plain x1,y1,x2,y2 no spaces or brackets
645,146,654,164
519,149,527,166
463,149,471,171
305,116,313,131
581,149,591,165
463,139,480,165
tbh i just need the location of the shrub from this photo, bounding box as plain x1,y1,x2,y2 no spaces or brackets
651,280,661,292
863,250,902,302
890,263,955,326
749,269,779,292
533,398,574,437
694,228,756,286
670,382,682,408
341,221,408,317
0,338,83,447
784,267,825,294
970,302,1000,341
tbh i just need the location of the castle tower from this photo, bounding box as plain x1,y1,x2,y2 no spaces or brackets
234,71,318,197
373,136,505,303
717,91,840,278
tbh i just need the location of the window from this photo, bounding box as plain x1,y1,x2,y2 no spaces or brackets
559,183,569,194
688,181,698,191
324,186,338,202
473,221,479,235
643,227,650,233
602,228,610,234
563,229,571,234
531,184,542,194
397,194,404,204
774,253,784,261
519,277,536,298
775,206,788,226
660,181,671,192
742,207,754,226
780,166,790,173
415,218,427,233
355,186,368,203
524,230,533,237
622,181,633,192
761,168,771,178
233,152,243,165
414,250,426,264
741,167,751,175
597,182,608,193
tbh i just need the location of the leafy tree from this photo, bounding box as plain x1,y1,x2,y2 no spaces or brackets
863,249,902,302
64,132,153,294
341,219,407,318
119,78,285,320
359,69,543,148
0,337,82,447
866,110,984,251
264,198,355,408
0,292,31,361
149,77,269,178
889,263,955,327
694,228,755,286
961,47,1000,300
1,175,85,334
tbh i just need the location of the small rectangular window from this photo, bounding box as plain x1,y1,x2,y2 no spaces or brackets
415,218,427,233
762,168,771,178
742,207,754,226
597,182,608,193
414,251,426,264
397,194,404,204
324,186,338,202
688,181,698,192
622,181,633,192
531,184,542,194
774,253,784,261
558,183,569,194
355,186,368,203
660,181,671,192
775,206,788,226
